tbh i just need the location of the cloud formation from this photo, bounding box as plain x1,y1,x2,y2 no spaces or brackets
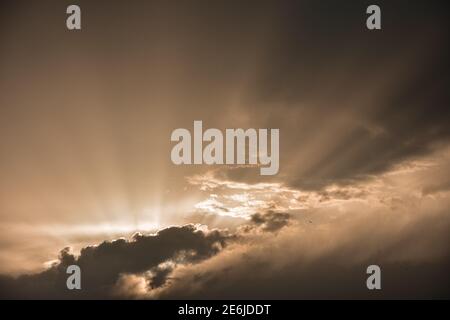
121,148,450,299
1,146,449,299
0,0,449,300
0,224,229,299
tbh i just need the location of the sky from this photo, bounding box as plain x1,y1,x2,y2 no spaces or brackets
0,0,449,298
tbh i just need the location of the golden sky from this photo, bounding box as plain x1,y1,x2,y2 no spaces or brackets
0,0,449,298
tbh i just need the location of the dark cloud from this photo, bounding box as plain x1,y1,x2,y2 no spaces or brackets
250,211,291,232
149,264,173,289
0,210,294,299
0,224,229,299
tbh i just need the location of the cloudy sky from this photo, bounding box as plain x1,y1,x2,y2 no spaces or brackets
0,0,449,298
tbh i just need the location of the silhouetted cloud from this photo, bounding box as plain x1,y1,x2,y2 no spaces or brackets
250,211,291,232
0,224,229,299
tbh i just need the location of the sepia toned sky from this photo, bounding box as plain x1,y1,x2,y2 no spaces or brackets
0,0,449,298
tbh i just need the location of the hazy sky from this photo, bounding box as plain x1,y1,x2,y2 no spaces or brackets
0,0,449,298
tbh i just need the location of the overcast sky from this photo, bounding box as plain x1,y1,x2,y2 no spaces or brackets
0,0,449,298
